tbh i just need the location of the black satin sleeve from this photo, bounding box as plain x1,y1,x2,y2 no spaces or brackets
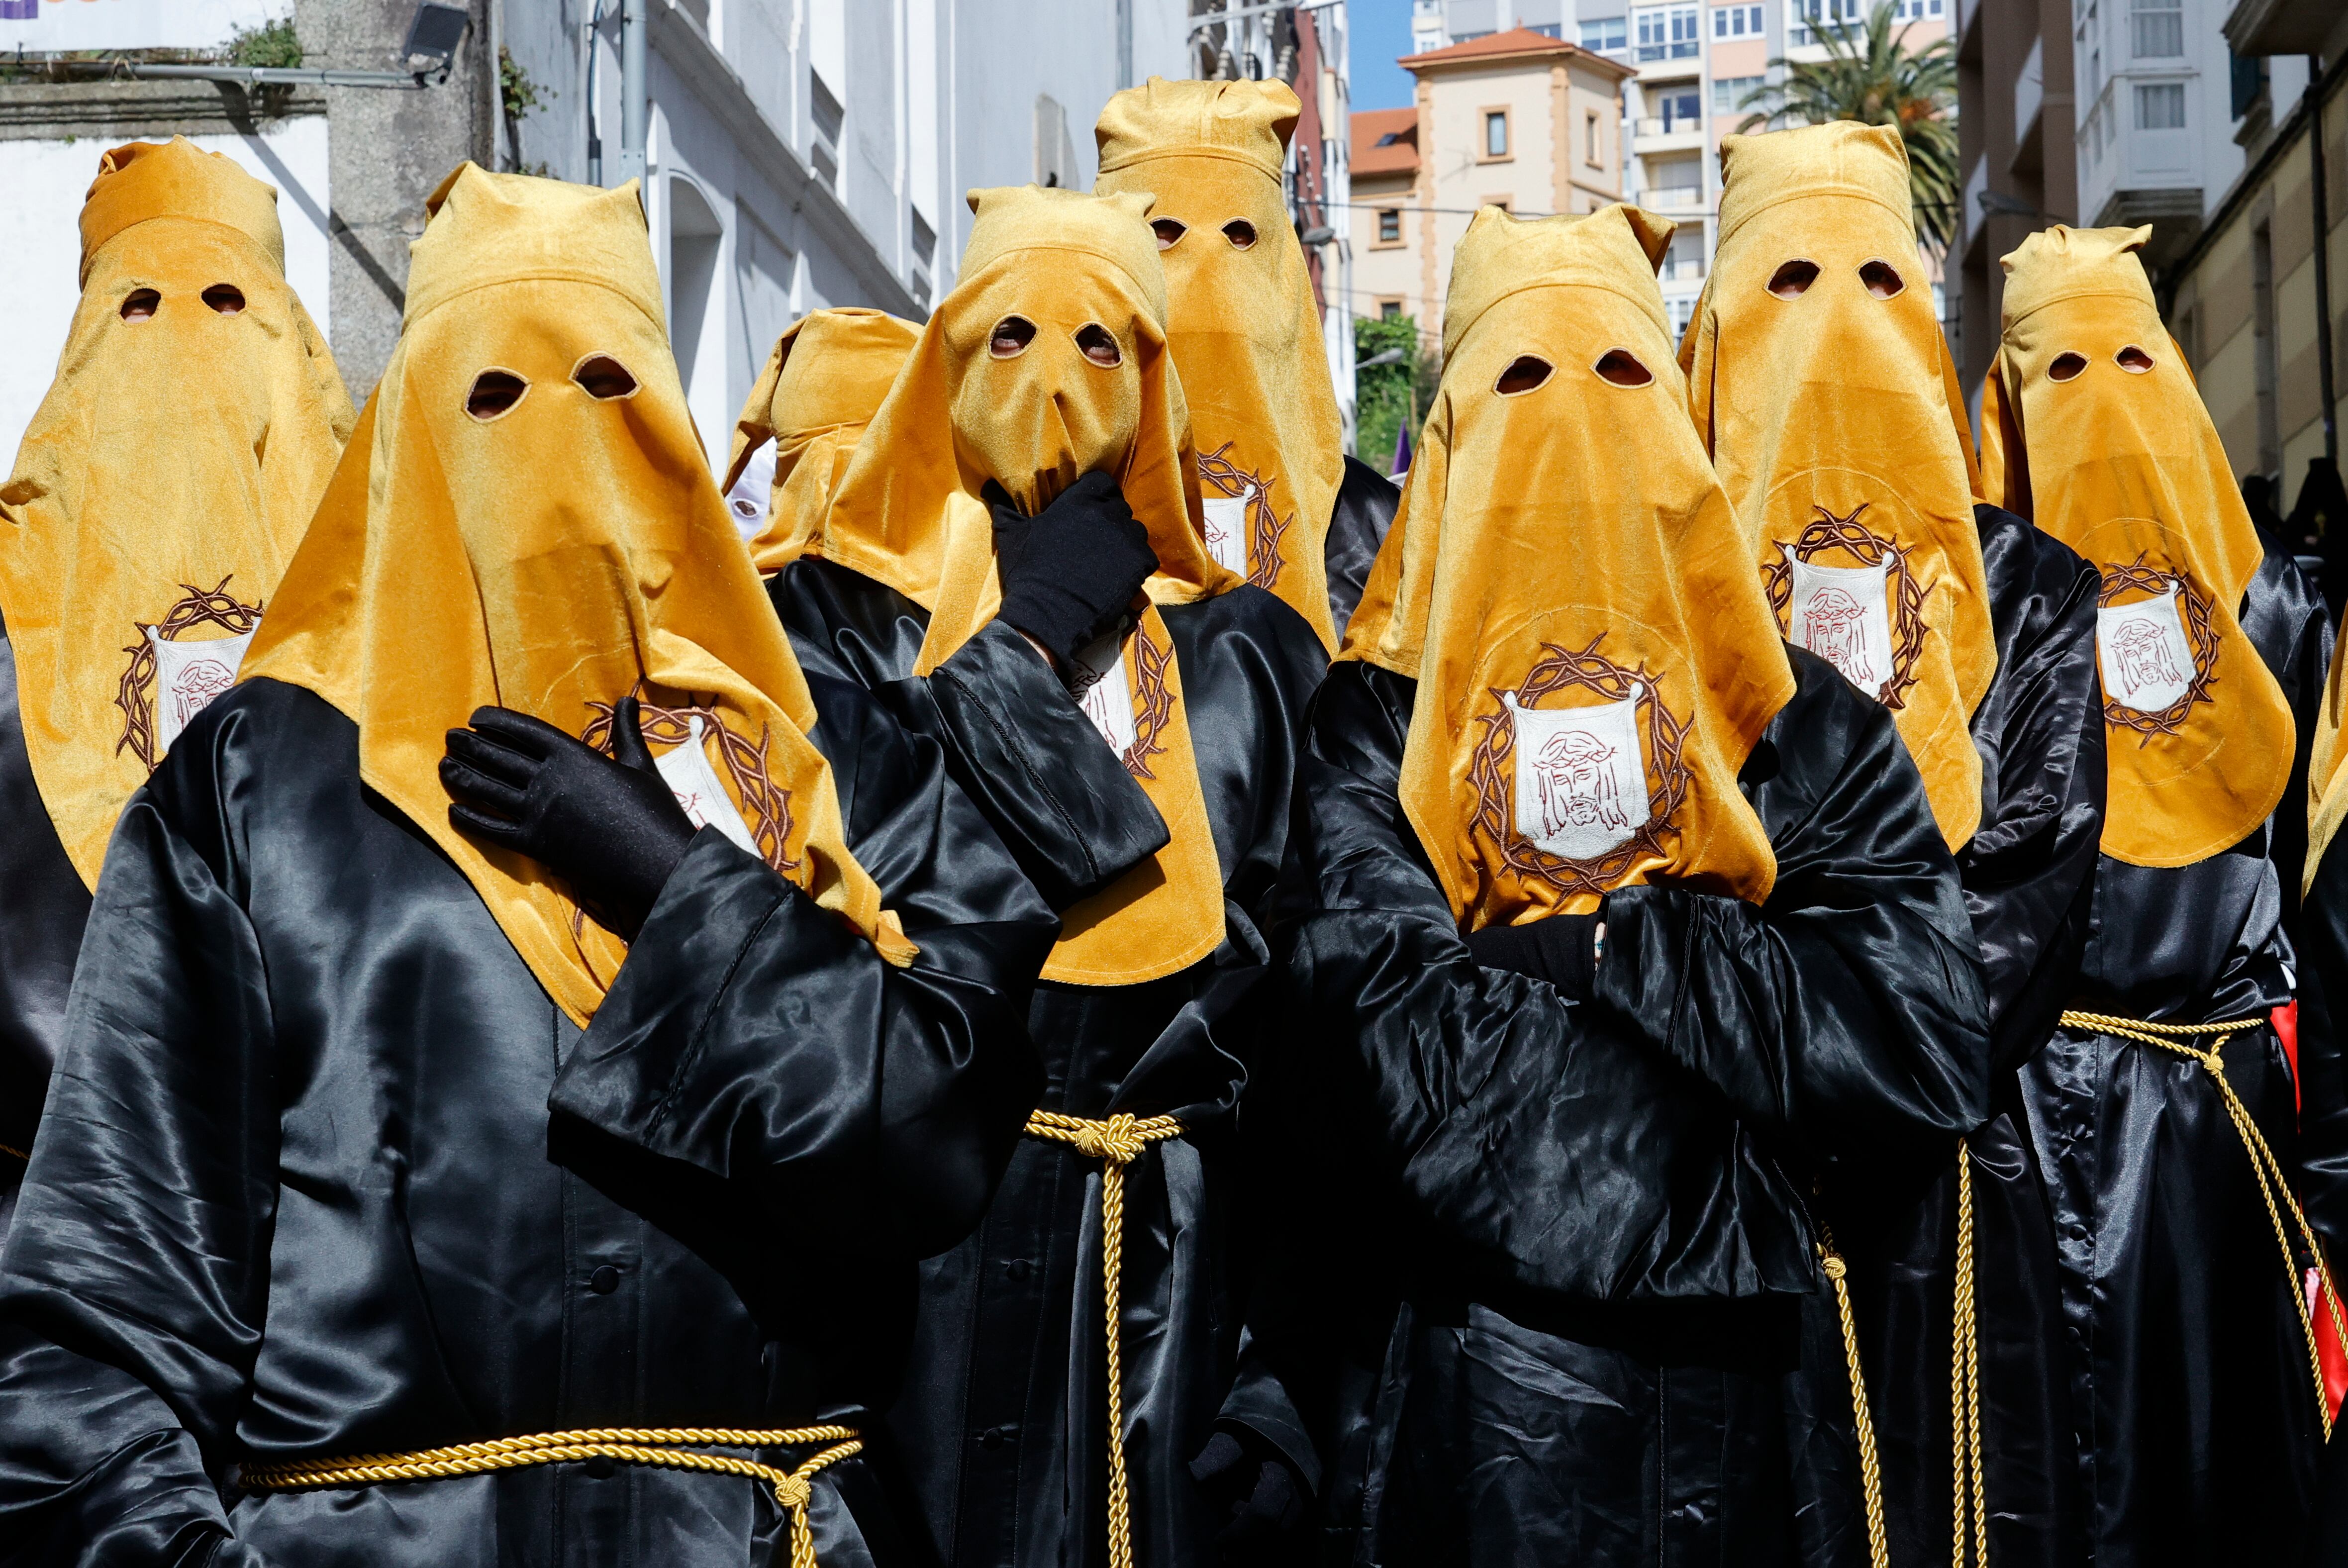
551,672,1055,1262
1596,648,1991,1165
1322,456,1401,640
1277,651,1989,1305
0,633,93,1166
0,719,279,1567
2298,836,2348,1248
2239,549,2335,941
1960,505,2106,1070
768,557,1168,913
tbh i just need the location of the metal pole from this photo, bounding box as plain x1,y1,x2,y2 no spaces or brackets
52,59,436,88
619,0,648,188
2310,55,2338,463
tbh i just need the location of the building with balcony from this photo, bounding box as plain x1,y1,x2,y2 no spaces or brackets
1348,26,1633,350
1414,0,1946,341
1953,0,2080,401
2155,6,2344,509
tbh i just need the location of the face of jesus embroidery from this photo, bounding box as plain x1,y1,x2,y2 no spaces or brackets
2092,559,2219,738
1762,503,1928,708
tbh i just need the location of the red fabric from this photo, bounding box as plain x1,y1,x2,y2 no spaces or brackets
2275,1000,2301,1114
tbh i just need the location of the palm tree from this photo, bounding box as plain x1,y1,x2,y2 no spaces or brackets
1736,0,1960,251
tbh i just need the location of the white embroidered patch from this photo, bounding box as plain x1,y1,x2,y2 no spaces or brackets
147,625,255,758
1200,494,1250,578
654,714,761,857
1069,629,1137,758
1506,691,1649,861
1785,551,1894,695
2098,584,2193,712
724,440,777,541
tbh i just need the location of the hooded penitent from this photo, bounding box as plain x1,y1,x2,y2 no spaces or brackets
0,136,355,888
1983,225,2294,867
1095,76,1344,650
1346,202,1797,930
1685,121,1995,849
241,165,910,1027
721,306,919,574
827,183,1240,984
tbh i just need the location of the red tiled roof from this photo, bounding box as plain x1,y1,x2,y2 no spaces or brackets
1352,106,1419,176
1400,24,1633,77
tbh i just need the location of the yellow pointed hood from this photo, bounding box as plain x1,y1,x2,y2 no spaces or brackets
0,136,355,888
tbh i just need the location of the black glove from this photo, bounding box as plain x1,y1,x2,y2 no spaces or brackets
1189,1429,1308,1560
440,696,698,941
987,471,1158,670
1464,910,1603,1000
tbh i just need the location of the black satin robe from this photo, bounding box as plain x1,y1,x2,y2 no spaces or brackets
1801,504,2106,1568
0,631,96,1225
1322,457,1401,642
1264,646,1990,1567
768,561,1329,1568
0,671,1058,1568
2297,817,2348,1568
2019,548,2334,1568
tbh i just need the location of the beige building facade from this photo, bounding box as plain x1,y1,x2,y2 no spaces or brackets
1348,27,1633,350
2161,4,2347,510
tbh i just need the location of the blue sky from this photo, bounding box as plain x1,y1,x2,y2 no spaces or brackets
1350,0,1423,114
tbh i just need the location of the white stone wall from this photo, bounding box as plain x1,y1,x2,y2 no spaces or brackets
0,114,333,473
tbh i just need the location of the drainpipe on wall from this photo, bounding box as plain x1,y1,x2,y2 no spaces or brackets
619,0,648,189
2313,55,2338,463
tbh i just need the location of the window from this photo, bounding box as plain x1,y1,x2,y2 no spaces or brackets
1661,225,1705,282
1587,108,1604,166
1377,207,1401,243
2131,0,2182,57
1379,299,1404,320
1713,3,1763,37
2137,81,2185,128
910,205,935,308
1714,74,1763,113
1580,15,1628,51
1483,196,1513,213
1528,21,1564,35
1635,5,1700,59
1661,87,1701,130
1787,0,1863,46
1484,109,1510,159
1888,0,1942,15
810,71,845,192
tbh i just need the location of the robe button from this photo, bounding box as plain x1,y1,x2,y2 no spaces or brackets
978,1425,1015,1450
590,1266,621,1294
1004,1259,1033,1282
585,1456,617,1478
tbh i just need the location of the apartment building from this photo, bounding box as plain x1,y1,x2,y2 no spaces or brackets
1412,0,1948,340
2158,6,2343,509
1350,26,1632,347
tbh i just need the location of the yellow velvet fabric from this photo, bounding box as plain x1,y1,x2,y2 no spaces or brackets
832,184,1237,985
1095,77,1344,649
722,307,918,574
0,137,355,888
241,166,910,1027
1347,205,1795,927
1981,225,2292,868
1685,122,1993,850
2310,637,2348,896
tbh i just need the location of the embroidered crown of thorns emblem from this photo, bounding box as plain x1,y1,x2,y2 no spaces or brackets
2093,554,2219,741
582,694,798,874
117,577,264,770
1196,442,1291,591
1762,502,1929,709
1469,634,1693,898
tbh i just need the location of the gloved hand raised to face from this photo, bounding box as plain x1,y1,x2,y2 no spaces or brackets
1189,1428,1309,1563
440,696,699,941
987,470,1159,671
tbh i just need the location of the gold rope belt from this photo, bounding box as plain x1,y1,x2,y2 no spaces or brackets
239,1425,861,1568
1952,1139,1986,1568
1023,1107,1185,1568
2061,1009,2348,1437
1818,1225,1891,1568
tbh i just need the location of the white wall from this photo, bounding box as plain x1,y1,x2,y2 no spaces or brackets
0,0,287,51
0,114,333,472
